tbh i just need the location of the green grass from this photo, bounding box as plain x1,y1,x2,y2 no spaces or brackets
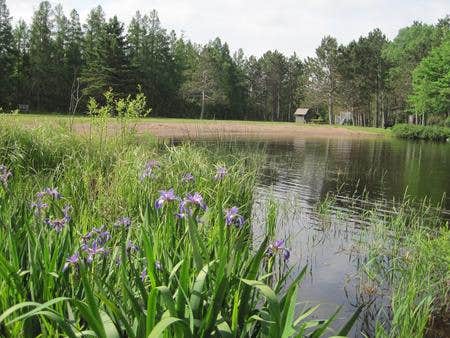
0,122,358,337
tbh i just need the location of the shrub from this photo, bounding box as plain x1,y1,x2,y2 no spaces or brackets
392,124,450,142
444,116,450,128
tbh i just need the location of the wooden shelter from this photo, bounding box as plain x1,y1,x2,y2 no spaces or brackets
336,111,353,125
293,108,310,123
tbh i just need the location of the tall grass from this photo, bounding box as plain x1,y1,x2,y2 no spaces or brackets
363,199,450,338
0,123,356,337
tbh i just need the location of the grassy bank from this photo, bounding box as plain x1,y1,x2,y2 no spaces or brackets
0,123,357,337
392,123,450,142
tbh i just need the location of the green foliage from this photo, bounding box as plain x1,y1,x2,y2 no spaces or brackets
0,0,14,108
382,21,443,114
392,123,450,141
409,39,450,116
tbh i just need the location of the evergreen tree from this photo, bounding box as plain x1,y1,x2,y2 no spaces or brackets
0,0,15,107
11,20,30,106
81,6,108,100
52,4,70,110
29,1,54,110
128,10,179,115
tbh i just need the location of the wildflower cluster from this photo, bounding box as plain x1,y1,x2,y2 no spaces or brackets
44,205,71,232
140,160,159,180
266,240,290,262
64,216,136,271
31,187,61,216
30,187,73,232
64,225,112,271
0,164,12,187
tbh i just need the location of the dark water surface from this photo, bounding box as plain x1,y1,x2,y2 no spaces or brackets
176,136,450,337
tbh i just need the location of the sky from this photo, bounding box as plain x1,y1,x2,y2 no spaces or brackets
6,0,449,58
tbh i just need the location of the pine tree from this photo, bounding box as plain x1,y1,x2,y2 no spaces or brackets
29,1,54,110
81,6,107,100
11,20,30,106
0,0,14,107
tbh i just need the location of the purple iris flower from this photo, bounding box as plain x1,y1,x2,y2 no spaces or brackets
266,239,290,262
155,189,178,209
86,242,106,263
31,199,49,216
45,217,67,232
225,207,244,228
44,205,71,232
140,160,159,180
214,166,228,180
176,211,188,219
0,165,12,187
141,267,147,281
62,205,72,222
97,230,111,244
44,187,61,199
126,241,139,253
182,173,194,183
31,188,62,216
81,231,92,244
63,252,80,271
179,192,207,214
115,216,131,228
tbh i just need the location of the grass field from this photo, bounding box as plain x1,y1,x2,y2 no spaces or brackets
2,113,391,140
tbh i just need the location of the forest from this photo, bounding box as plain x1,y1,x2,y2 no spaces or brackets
0,0,449,126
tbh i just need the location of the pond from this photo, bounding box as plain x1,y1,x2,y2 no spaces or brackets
174,135,450,337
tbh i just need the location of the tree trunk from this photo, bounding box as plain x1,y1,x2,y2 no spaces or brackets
328,92,334,124
200,90,205,119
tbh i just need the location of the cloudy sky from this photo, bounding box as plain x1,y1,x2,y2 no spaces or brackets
7,0,449,57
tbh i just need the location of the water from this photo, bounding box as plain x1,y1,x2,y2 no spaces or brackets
175,136,450,337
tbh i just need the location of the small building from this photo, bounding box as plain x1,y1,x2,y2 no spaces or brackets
293,108,310,123
336,111,353,125
18,104,29,113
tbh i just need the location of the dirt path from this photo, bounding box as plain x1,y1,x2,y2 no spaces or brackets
10,116,385,140
130,121,384,139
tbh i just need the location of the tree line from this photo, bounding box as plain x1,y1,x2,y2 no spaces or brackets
0,0,448,125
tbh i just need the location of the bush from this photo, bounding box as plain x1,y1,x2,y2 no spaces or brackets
444,116,450,128
392,124,450,142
